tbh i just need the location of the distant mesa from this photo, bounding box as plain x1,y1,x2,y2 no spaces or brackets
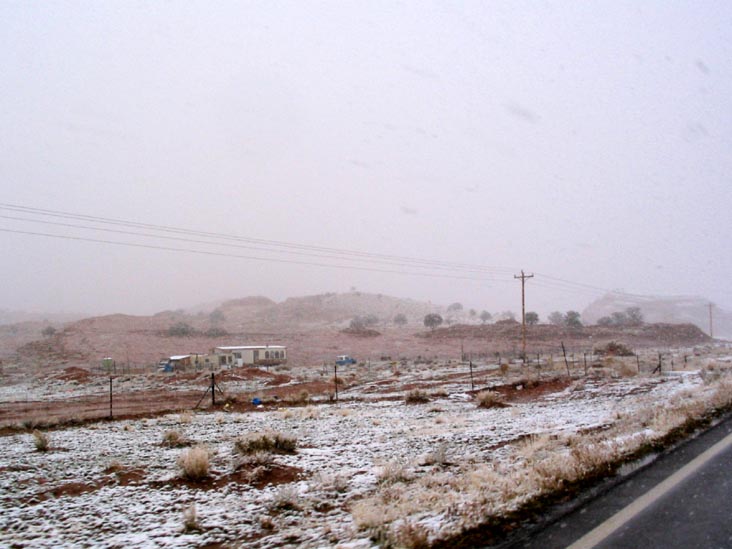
583,294,729,339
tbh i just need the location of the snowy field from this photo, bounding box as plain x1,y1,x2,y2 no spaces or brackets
1,359,724,548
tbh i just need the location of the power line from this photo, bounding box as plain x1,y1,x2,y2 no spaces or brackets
0,202,648,301
0,203,518,276
0,227,497,282
0,213,503,275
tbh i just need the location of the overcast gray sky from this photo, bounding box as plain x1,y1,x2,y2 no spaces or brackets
1,1,731,316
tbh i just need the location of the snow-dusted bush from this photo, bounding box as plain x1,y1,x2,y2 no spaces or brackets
476,390,508,409
177,446,210,481
405,389,429,404
270,485,301,511
421,443,449,466
376,460,412,485
162,430,189,447
182,504,201,532
234,432,297,455
32,430,50,452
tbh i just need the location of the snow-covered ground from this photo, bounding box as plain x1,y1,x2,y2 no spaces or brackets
0,364,715,548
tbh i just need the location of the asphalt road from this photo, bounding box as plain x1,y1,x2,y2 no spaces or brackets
499,414,732,549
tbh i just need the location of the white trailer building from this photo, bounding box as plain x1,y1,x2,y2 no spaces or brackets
213,345,287,368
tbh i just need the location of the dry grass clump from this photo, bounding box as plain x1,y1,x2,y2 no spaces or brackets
348,373,732,545
597,341,634,357
517,434,553,461
314,472,349,494
298,405,320,420
476,390,509,409
32,430,50,452
421,443,449,466
178,411,193,424
391,520,431,549
162,429,190,448
234,432,297,455
177,445,210,481
405,389,430,404
614,360,638,377
105,459,125,474
699,362,727,384
284,390,310,405
377,460,412,485
710,378,732,408
182,504,202,532
234,450,273,470
270,484,302,511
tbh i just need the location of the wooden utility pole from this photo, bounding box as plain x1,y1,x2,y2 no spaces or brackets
334,363,339,402
709,303,714,338
514,270,534,360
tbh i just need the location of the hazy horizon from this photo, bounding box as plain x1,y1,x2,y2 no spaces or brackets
2,2,731,317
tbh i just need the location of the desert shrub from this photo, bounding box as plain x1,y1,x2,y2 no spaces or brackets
711,378,732,408
205,327,228,337
476,390,508,409
699,362,729,385
162,430,190,448
259,515,275,530
272,432,297,453
284,390,309,405
614,360,637,377
167,322,195,337
32,430,50,452
177,446,210,481
514,376,539,389
234,451,274,472
298,406,320,420
182,504,201,532
270,485,302,511
178,411,193,424
499,363,509,377
314,472,349,494
376,460,412,485
421,443,449,466
105,459,125,474
234,432,297,455
597,341,634,357
391,520,431,549
405,389,430,404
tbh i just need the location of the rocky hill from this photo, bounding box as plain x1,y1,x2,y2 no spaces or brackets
8,293,446,368
583,294,731,339
208,292,442,330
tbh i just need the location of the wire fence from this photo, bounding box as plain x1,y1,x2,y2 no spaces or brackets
0,345,698,429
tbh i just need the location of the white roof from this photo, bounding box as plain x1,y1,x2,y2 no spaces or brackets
169,355,191,360
215,345,286,351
